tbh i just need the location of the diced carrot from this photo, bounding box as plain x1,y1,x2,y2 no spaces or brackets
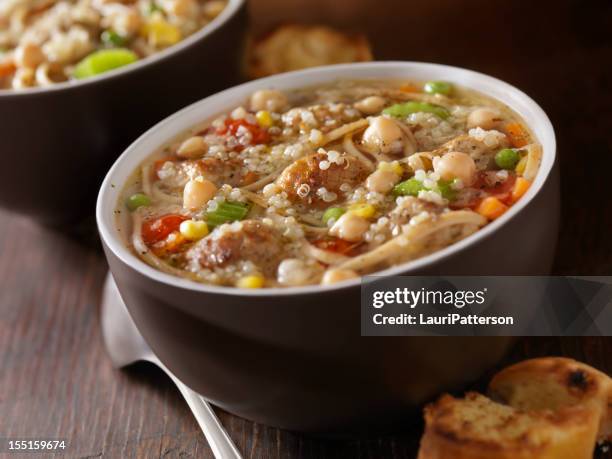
0,59,16,78
476,197,508,220
399,83,421,93
241,170,259,186
505,122,530,148
510,177,531,204
152,232,187,256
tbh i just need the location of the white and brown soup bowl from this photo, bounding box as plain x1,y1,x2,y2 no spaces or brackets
97,62,559,432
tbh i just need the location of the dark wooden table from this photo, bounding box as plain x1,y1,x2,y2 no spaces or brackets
1,0,611,457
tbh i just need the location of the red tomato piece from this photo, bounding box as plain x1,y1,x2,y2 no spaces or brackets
217,119,270,146
312,237,362,256
142,214,187,246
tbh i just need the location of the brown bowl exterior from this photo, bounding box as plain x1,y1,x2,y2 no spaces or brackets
102,161,559,432
0,4,247,227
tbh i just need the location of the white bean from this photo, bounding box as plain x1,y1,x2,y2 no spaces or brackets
249,89,288,112
329,213,370,242
467,108,502,130
362,116,404,154
177,136,207,158
321,268,359,285
366,169,400,194
354,96,386,115
183,178,217,210
433,151,477,186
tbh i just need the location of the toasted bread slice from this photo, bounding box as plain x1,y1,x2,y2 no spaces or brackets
418,392,600,459
247,25,373,79
489,357,611,441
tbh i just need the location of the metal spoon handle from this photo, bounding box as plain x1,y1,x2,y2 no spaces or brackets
164,368,242,459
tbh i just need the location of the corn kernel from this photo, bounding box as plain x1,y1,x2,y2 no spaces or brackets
348,203,376,219
476,197,508,220
515,155,528,175
179,219,209,240
237,274,265,289
378,161,403,176
255,110,273,127
142,14,181,47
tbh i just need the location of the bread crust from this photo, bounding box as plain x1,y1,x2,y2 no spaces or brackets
247,24,373,79
418,392,600,459
489,357,611,441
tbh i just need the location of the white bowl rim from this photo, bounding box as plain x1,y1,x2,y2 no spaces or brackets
0,0,245,97
97,61,557,297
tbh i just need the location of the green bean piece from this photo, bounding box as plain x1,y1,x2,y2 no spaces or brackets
424,81,453,95
322,207,346,225
392,178,425,197
205,201,250,229
126,193,151,211
436,180,457,200
383,101,450,120
73,48,138,79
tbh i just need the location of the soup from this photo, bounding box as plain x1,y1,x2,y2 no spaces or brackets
118,80,542,288
0,0,227,89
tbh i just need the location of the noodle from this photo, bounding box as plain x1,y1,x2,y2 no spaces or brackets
523,143,542,182
342,133,375,170
241,169,283,191
317,119,369,146
141,163,153,195
337,211,486,273
306,243,350,265
151,182,182,204
240,189,269,208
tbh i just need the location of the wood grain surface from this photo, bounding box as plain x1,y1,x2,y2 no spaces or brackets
1,0,611,457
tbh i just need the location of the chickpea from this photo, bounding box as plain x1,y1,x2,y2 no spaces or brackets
433,151,477,186
113,9,141,37
467,108,502,130
183,178,217,209
354,96,386,115
362,116,404,154
366,169,400,194
177,136,207,158
329,212,370,242
12,68,35,89
321,268,359,285
249,89,288,113
14,42,45,69
277,258,315,286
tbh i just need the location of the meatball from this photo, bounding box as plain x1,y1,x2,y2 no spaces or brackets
433,135,502,170
186,220,284,276
275,151,369,208
157,157,246,190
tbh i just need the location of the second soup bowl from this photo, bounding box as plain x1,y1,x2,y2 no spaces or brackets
0,0,247,227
